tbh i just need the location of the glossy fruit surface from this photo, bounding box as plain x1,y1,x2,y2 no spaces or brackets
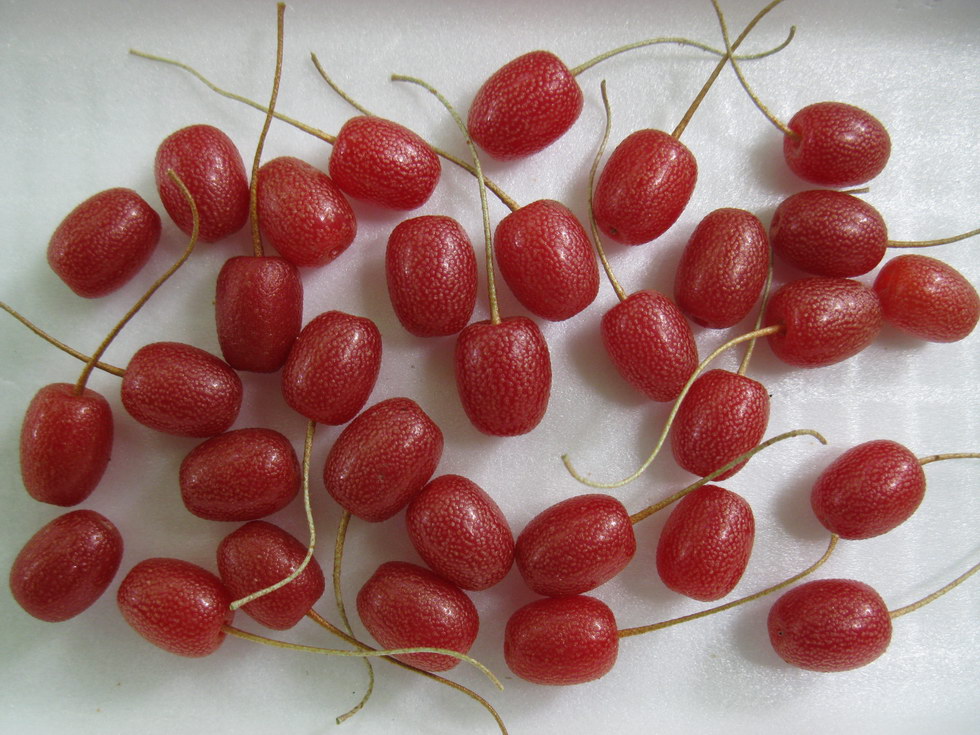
120,342,243,437
47,188,161,298
504,595,618,685
20,383,113,506
323,397,443,522
154,124,249,243
10,509,123,622
493,199,599,321
767,578,892,671
356,560,478,672
405,474,514,591
467,50,583,160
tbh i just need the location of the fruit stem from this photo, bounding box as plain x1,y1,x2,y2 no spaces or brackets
737,248,775,376
918,452,980,466
589,80,628,303
628,428,827,524
888,559,980,620
617,533,838,638
672,0,788,140
562,324,783,488
391,73,501,325
887,227,980,248
74,169,199,394
309,52,376,118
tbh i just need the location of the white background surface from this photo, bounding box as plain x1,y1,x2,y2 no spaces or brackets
1,1,978,733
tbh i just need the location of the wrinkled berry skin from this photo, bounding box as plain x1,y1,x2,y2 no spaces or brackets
20,383,114,507
386,215,477,337
516,494,635,597
406,474,514,591
764,277,882,368
874,254,980,343
494,200,599,321
674,208,769,328
356,561,479,672
810,440,926,540
593,129,697,245
767,579,892,672
329,116,441,210
504,595,618,686
783,102,891,188
47,188,161,298
154,124,249,243
324,398,443,522
10,510,123,622
467,50,583,160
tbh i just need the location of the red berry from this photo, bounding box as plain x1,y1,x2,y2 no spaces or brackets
770,190,888,277
256,156,357,268
329,116,441,210
47,188,161,298
764,277,882,368
120,342,243,437
592,129,697,245
674,208,769,328
656,485,755,601
515,493,635,597
783,102,891,188
467,50,583,160
493,200,599,322
9,509,123,622
216,521,325,631
19,383,113,506
356,560,479,672
454,316,551,436
810,439,926,540
600,290,698,402
215,255,303,373
154,124,249,243
323,397,443,522
117,557,234,658
180,428,301,522
767,578,892,672
385,215,477,337
504,595,618,685
873,254,980,343
281,311,382,425
405,474,514,591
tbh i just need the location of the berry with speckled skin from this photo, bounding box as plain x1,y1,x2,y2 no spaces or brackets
281,311,382,425
515,493,635,597
600,290,698,402
180,428,300,522
656,485,754,601
10,510,123,622
454,316,551,436
217,521,324,631
592,129,697,245
670,370,770,481
329,116,441,210
764,277,882,368
674,208,769,328
493,200,599,321
874,254,980,343
257,156,357,268
810,440,925,540
770,190,887,277
504,594,618,685
783,102,891,188
767,578,892,671
47,188,161,298
356,560,479,672
117,557,234,658
406,474,514,591
324,397,443,523
386,215,477,337
20,384,114,506
467,50,583,160
154,124,249,243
